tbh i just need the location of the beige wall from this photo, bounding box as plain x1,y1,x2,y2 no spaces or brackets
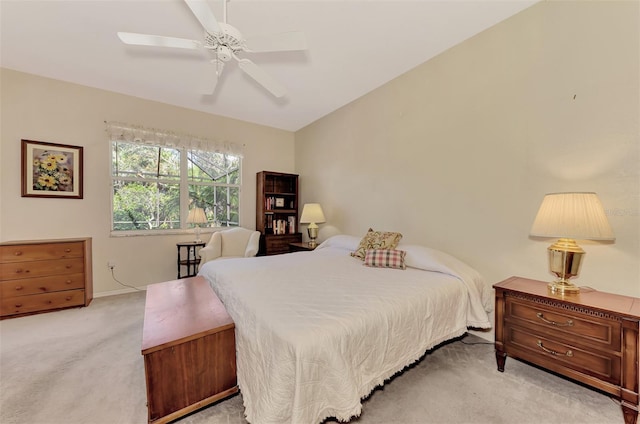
0,69,295,294
1,1,638,302
295,1,639,298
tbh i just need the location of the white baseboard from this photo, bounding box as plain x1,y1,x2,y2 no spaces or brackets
94,286,147,298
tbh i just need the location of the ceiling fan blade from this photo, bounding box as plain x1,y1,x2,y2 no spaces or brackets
244,31,307,52
184,0,221,34
237,59,287,98
117,32,202,49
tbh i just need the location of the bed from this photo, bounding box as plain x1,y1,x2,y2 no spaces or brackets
198,234,493,424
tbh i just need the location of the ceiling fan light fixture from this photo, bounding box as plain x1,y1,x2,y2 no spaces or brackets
204,23,243,52
217,45,232,62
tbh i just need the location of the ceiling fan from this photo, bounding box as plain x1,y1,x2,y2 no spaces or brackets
117,0,307,98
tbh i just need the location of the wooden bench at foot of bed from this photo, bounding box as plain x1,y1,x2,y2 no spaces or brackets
142,276,238,424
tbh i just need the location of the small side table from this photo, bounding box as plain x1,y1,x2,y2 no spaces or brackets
289,242,317,252
177,242,206,279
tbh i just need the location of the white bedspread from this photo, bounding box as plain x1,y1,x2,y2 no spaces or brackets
199,236,492,424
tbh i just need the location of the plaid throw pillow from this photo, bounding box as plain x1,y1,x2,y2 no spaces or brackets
363,249,407,270
351,228,403,260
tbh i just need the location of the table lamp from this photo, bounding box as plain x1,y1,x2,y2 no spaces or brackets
300,203,326,247
530,192,614,294
187,207,207,242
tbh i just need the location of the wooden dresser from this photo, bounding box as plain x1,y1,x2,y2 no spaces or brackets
142,277,238,424
0,238,93,318
494,276,640,424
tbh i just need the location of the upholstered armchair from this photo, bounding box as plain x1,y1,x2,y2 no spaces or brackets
198,227,261,268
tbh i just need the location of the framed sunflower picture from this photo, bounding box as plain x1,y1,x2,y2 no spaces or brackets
21,139,83,199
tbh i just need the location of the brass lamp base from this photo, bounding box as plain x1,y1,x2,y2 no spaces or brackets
307,225,318,248
547,238,585,295
548,280,581,295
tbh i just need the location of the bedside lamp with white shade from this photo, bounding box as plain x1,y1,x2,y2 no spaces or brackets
187,207,208,242
530,192,615,294
299,203,325,248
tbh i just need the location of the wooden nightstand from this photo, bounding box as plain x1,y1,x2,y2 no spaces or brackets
494,276,640,424
289,242,316,252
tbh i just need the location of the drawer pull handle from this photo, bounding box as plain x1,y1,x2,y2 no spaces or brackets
15,286,23,291
537,340,573,357
64,249,71,253
536,312,573,327
14,251,23,256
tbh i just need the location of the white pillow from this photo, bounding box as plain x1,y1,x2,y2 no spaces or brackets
315,235,361,252
399,244,458,275
399,243,492,312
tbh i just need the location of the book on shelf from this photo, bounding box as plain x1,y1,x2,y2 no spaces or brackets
265,196,275,210
273,219,286,235
288,216,296,234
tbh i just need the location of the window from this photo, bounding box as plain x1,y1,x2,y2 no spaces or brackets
108,123,242,235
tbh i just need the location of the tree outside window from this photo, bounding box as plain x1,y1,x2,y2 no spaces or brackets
111,141,241,234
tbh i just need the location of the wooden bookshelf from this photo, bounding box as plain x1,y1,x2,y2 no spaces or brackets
256,171,302,255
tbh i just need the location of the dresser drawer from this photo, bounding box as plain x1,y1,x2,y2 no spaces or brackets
1,289,85,316
0,242,84,263
0,258,84,280
505,297,620,352
0,273,85,297
506,326,621,385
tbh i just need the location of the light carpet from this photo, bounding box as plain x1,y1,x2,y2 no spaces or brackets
0,291,622,424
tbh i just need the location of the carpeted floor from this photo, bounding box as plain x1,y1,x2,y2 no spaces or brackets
0,291,622,424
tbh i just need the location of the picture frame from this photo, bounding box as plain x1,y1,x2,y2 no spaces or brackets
21,139,84,199
275,197,285,208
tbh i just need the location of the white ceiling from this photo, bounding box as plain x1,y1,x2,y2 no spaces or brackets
0,0,538,132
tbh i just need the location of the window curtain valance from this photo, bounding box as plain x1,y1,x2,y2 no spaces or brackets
105,121,244,157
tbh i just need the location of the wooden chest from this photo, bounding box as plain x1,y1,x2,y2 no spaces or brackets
0,238,93,318
494,276,640,424
142,277,238,424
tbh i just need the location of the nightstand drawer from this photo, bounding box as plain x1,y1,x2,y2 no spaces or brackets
506,326,621,384
506,297,619,352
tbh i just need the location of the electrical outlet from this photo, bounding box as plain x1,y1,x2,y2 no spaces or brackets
107,261,116,270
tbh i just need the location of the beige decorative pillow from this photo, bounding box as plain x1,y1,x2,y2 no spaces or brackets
351,228,403,260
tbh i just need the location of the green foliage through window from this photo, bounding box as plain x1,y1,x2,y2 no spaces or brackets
111,141,241,233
